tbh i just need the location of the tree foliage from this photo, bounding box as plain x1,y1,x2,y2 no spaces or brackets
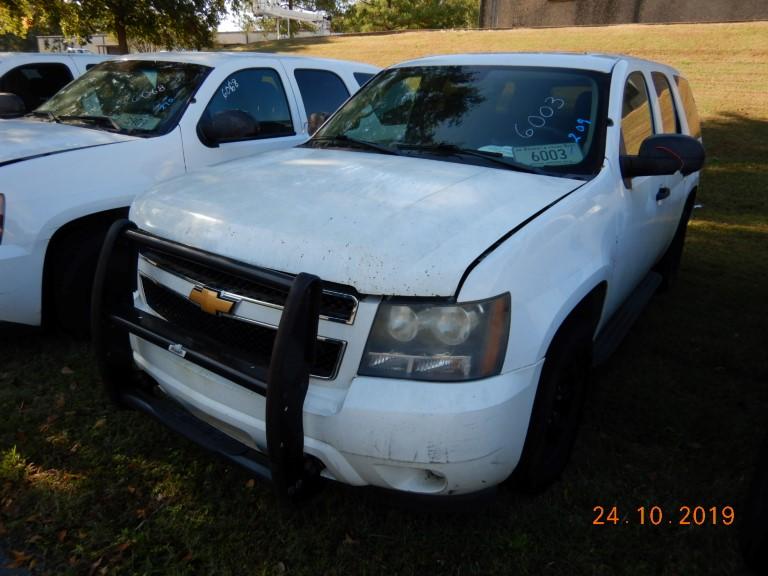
0,0,62,37
0,0,240,53
0,0,63,50
333,0,479,32
1,0,481,52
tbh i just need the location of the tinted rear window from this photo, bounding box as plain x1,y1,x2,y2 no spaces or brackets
674,75,702,138
294,69,350,120
354,72,375,87
652,72,680,134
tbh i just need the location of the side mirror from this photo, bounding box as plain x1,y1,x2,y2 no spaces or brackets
197,109,259,147
620,134,705,179
0,93,26,119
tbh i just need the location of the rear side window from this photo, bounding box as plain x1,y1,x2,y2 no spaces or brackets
674,75,702,139
202,68,294,142
652,72,680,134
0,63,73,112
294,69,350,134
621,71,654,156
354,72,375,87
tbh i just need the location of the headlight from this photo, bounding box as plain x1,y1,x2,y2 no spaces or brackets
359,293,510,382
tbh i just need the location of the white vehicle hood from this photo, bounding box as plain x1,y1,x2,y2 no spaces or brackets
132,147,584,296
0,119,134,165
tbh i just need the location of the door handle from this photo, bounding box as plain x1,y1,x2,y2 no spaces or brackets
656,187,671,201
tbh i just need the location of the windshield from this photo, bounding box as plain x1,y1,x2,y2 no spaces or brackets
312,65,610,177
35,60,211,136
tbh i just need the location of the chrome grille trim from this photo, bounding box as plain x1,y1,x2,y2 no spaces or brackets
140,252,359,325
138,270,348,381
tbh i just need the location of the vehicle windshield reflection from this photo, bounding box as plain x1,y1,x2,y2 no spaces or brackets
36,60,211,137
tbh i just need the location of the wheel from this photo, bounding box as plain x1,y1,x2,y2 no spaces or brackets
51,225,109,336
741,436,768,573
655,192,696,292
514,322,592,493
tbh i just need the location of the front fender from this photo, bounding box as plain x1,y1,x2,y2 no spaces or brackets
0,131,185,326
457,166,619,372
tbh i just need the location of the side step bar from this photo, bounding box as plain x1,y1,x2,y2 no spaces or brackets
91,219,323,501
592,271,662,366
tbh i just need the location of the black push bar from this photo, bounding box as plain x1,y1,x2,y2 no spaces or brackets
92,219,324,501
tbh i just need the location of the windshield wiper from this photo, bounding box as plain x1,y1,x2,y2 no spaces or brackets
28,110,61,123
310,134,401,156
396,142,545,175
58,114,121,131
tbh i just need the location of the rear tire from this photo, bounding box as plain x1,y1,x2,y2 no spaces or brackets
655,192,696,292
514,322,591,493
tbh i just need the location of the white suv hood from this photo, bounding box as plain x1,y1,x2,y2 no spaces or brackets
0,118,134,164
132,147,583,296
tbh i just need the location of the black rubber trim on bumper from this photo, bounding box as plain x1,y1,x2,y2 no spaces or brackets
92,219,323,501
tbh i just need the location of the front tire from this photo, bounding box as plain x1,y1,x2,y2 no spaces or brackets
514,322,592,492
51,225,109,336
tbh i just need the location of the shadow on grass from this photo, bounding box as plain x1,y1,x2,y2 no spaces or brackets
703,112,768,164
698,112,768,220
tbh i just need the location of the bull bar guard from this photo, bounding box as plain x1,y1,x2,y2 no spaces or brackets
91,219,325,501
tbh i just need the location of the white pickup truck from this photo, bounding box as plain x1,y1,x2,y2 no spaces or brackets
0,52,109,117
93,53,704,499
0,52,378,330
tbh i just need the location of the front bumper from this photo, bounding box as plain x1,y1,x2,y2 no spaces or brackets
93,220,541,497
132,334,541,495
0,243,43,325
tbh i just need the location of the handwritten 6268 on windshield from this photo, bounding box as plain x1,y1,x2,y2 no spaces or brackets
131,84,166,102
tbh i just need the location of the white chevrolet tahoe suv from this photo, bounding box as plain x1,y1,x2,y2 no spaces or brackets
0,52,378,330
93,53,704,499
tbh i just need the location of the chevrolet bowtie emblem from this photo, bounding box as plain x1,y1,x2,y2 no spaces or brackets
188,287,235,315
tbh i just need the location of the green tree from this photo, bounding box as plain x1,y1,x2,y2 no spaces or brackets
0,0,242,54
334,0,479,32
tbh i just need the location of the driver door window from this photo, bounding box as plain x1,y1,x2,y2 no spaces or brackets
613,71,669,313
621,72,654,155
201,68,294,144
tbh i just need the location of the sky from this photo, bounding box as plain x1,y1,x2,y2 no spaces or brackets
218,12,243,32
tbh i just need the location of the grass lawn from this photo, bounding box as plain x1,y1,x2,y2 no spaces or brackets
2,21,767,575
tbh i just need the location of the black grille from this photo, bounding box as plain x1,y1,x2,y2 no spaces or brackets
142,250,357,323
141,277,343,379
